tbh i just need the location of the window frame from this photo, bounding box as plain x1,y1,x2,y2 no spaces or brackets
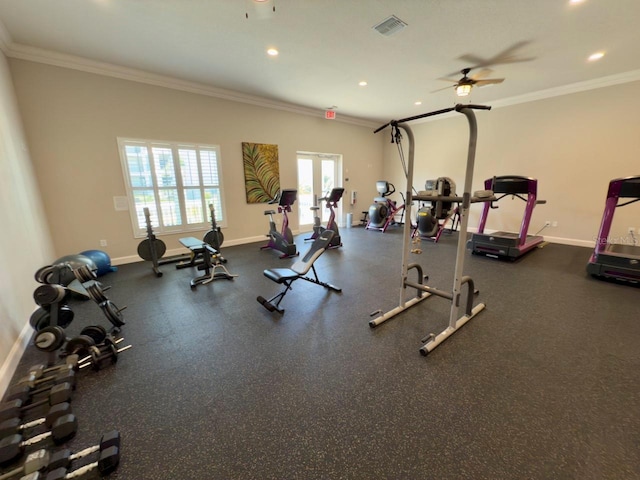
117,137,226,239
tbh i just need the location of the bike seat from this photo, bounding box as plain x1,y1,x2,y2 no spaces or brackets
264,210,276,215
310,206,320,211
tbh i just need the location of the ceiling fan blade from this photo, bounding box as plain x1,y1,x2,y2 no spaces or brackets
437,77,460,83
430,85,456,93
474,78,504,86
469,68,493,81
450,41,535,75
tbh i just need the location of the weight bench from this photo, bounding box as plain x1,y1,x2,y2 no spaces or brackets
178,238,237,289
257,229,341,314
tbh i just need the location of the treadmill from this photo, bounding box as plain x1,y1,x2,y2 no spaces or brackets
587,176,640,283
469,175,546,259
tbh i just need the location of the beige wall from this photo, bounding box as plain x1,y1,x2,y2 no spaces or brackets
10,59,384,261
382,81,640,247
0,52,53,391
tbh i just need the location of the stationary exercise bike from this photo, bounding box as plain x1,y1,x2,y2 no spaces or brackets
260,189,299,259
413,177,460,242
305,187,344,248
365,181,406,233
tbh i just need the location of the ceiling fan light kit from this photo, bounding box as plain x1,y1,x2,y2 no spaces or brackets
456,84,472,96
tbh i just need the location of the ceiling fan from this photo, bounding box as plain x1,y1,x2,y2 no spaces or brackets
434,41,534,96
433,67,505,97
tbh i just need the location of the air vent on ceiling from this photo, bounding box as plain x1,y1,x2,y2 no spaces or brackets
373,15,408,36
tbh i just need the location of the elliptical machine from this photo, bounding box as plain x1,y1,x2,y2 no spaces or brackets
365,181,406,232
260,189,299,258
413,177,459,242
305,187,344,248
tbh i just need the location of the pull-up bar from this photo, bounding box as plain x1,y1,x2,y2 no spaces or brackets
369,104,495,356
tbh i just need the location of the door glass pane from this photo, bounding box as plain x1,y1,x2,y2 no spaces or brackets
298,158,314,225
321,160,336,223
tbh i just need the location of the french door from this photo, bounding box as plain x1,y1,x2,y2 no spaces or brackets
296,152,341,231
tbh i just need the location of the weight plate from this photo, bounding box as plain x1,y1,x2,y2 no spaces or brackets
137,238,167,262
65,335,96,356
85,282,108,304
34,326,66,352
34,265,54,284
100,300,126,328
57,305,75,329
203,230,224,250
33,284,66,306
80,325,108,345
73,265,97,283
30,307,50,331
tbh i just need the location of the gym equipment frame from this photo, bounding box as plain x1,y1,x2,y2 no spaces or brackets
469,176,546,259
587,176,640,283
257,229,341,314
369,104,495,356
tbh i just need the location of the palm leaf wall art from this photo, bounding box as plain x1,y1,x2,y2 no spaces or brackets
242,142,281,203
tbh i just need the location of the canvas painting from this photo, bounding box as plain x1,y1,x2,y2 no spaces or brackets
242,142,280,203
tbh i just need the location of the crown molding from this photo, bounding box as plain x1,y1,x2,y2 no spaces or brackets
6,43,378,129
5,41,640,128
490,69,640,109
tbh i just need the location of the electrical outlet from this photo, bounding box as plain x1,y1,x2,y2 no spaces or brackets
551,221,558,227
99,239,108,247
545,220,551,227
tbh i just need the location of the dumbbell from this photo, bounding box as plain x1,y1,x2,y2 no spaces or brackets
29,307,74,332
32,285,66,308
0,449,49,480
25,356,80,378
0,384,73,423
4,375,75,405
0,414,78,465
47,430,120,473
6,370,76,404
78,343,132,372
0,403,72,439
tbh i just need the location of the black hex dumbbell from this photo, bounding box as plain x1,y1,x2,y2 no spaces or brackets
25,356,81,378
0,414,78,465
0,403,72,439
0,384,73,423
0,448,50,480
5,370,76,404
47,430,120,473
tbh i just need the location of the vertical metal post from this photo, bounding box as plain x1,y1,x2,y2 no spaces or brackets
448,107,477,328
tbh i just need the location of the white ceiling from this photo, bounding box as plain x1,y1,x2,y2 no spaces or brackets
0,0,639,125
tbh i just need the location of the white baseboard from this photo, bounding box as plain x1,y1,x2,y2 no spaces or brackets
111,234,272,266
0,320,33,397
466,227,595,249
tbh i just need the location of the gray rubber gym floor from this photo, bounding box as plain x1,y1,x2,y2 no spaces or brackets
5,226,640,480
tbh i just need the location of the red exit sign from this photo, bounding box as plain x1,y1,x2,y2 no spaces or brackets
325,110,336,120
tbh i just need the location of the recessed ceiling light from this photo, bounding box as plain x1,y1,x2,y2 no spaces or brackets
569,0,585,4
588,51,605,61
267,48,279,56
414,101,422,105
358,81,368,86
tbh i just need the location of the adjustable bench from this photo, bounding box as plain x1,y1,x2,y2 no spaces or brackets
257,229,341,313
